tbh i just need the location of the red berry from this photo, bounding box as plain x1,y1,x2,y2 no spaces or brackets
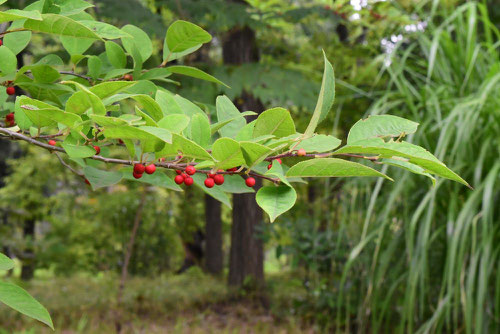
133,163,145,174
5,113,14,122
159,157,166,162
185,166,196,175
208,173,216,178
0,40,2,46
174,174,184,184
84,178,90,185
93,145,100,154
133,171,143,179
145,164,156,175
276,158,282,164
245,177,256,187
6,86,15,95
267,164,272,170
297,148,306,156
123,74,133,81
227,167,238,172
184,176,194,186
175,170,182,175
48,140,56,146
204,178,215,188
213,174,224,185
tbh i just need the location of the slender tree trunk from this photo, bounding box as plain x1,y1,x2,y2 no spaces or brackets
205,195,223,275
20,219,35,281
115,188,147,333
222,20,265,287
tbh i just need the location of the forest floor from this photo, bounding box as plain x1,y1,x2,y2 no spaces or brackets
0,268,316,333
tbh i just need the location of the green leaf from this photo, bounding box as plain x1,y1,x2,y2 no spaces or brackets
191,173,231,208
0,9,42,23
89,115,128,127
256,186,297,222
14,98,33,130
105,41,127,69
89,81,135,99
84,166,123,190
382,158,436,186
18,96,59,127
62,143,96,158
167,66,229,87
347,115,419,144
103,125,172,149
165,20,211,54
3,20,31,55
162,43,202,63
0,46,18,74
333,138,469,186
31,64,60,83
138,68,172,81
60,35,94,55
58,0,94,16
240,141,273,168
109,94,163,121
155,90,182,116
24,107,82,129
158,114,190,133
135,106,157,127
216,95,245,138
24,14,101,39
87,56,101,80
0,252,14,271
286,158,392,180
304,52,335,136
66,90,106,115
212,138,245,170
190,113,211,147
122,168,182,191
79,20,131,39
0,282,53,329
172,134,213,160
211,111,256,135
121,24,152,63
253,107,296,139
295,134,342,153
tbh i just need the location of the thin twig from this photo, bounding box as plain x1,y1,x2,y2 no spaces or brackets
55,152,83,177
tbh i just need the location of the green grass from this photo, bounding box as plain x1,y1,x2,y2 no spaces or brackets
0,269,311,333
328,2,500,333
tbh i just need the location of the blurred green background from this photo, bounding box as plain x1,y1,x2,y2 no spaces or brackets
0,0,499,333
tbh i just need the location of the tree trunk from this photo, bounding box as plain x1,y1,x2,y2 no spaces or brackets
204,195,223,275
20,219,35,281
222,19,265,287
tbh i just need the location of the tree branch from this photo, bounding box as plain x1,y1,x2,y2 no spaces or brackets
0,126,279,182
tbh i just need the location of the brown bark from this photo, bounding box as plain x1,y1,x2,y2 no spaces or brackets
205,195,223,275
222,18,265,287
20,219,35,281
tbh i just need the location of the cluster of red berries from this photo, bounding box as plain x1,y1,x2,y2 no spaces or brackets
204,170,226,188
174,166,195,186
133,163,156,179
4,112,15,127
